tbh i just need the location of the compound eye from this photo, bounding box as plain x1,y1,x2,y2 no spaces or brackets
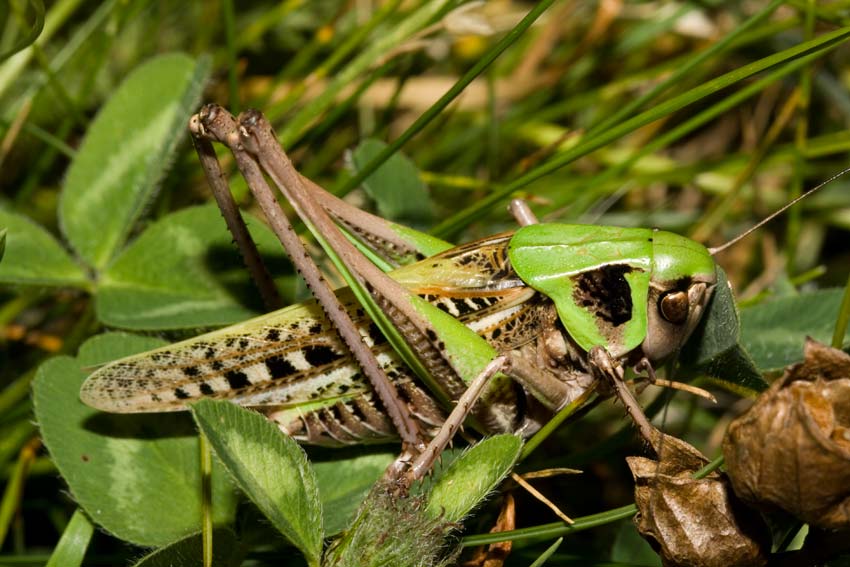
659,290,689,324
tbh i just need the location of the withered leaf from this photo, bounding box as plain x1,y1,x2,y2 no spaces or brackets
723,338,850,529
629,430,769,567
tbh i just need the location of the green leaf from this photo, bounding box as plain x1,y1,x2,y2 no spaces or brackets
740,288,847,371
426,434,522,523
313,451,395,535
528,537,564,567
96,204,289,329
0,0,45,64
0,228,6,261
45,509,93,567
679,268,766,393
610,520,661,567
351,138,434,224
131,529,242,567
59,53,209,270
32,333,238,547
0,210,86,286
190,400,323,567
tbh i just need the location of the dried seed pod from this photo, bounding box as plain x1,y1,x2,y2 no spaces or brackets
628,431,770,567
723,338,850,529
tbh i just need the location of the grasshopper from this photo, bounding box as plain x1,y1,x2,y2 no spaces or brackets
79,104,828,469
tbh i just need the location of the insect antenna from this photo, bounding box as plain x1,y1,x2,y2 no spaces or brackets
708,164,850,256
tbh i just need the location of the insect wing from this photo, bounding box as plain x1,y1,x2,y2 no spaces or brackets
508,223,653,357
81,234,535,416
391,232,523,293
80,297,375,413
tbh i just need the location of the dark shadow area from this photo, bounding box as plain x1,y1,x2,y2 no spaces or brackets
304,441,399,465
83,410,197,440
202,242,293,312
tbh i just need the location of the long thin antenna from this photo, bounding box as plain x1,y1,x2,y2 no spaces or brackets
709,164,850,255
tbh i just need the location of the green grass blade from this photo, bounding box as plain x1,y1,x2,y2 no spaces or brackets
278,0,453,146
463,504,637,547
528,537,563,567
338,0,557,196
45,509,93,567
433,26,850,237
832,273,850,349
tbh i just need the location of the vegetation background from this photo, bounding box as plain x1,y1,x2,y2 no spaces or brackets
1,0,849,565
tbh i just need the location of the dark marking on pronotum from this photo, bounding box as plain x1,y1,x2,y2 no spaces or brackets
199,383,214,395
225,370,251,389
266,355,297,379
309,323,323,335
182,366,200,377
174,388,190,400
304,345,343,367
571,264,635,326
265,328,281,341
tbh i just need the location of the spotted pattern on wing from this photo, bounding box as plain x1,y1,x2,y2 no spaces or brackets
81,234,550,443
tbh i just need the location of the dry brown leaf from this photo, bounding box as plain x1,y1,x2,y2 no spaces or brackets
723,338,850,529
629,431,769,567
